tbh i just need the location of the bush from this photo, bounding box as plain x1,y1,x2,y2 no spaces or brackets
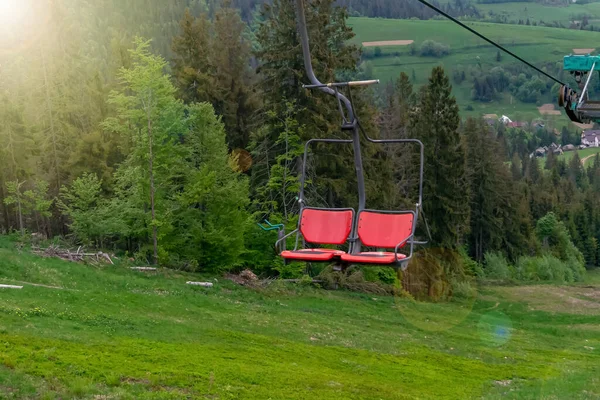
362,266,398,285
483,252,512,280
450,277,477,299
240,225,279,275
420,40,450,57
514,255,584,283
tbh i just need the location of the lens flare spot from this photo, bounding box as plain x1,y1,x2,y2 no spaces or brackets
477,311,512,347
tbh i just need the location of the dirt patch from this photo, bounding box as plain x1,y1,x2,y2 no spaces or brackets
573,48,595,55
225,269,260,287
362,40,414,47
483,114,498,119
493,285,600,315
538,104,561,115
573,122,594,130
581,154,597,166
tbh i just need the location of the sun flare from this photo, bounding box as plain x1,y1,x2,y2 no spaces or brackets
0,0,28,25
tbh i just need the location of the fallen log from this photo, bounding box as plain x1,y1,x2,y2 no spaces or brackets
186,281,213,288
0,284,23,289
130,267,158,271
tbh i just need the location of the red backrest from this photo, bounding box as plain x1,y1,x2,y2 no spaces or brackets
300,208,353,245
357,211,414,248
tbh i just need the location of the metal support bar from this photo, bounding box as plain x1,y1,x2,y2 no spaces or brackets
303,80,380,88
294,0,355,121
578,62,596,107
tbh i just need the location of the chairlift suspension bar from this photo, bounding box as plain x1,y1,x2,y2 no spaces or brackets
578,62,596,107
295,0,366,253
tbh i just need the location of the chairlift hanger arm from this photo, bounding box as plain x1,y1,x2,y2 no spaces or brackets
295,0,356,121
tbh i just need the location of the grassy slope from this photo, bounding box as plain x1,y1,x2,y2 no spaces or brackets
476,2,600,26
537,147,600,166
347,17,600,125
0,238,599,399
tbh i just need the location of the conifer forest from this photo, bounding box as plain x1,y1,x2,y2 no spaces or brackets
0,0,597,297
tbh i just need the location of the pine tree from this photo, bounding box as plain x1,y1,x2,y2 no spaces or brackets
510,153,522,180
465,118,512,261
211,2,259,150
171,8,213,104
409,67,469,248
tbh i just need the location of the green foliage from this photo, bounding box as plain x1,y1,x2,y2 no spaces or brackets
168,103,251,271
419,40,450,57
251,102,305,219
58,173,115,247
465,118,515,262
410,67,469,248
361,266,398,285
484,251,513,280
536,212,585,268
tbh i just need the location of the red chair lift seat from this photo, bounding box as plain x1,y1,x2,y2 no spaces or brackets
280,208,353,262
340,210,414,265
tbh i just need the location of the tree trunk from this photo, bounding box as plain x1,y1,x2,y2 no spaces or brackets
42,49,61,192
0,171,10,232
16,199,23,235
147,114,158,265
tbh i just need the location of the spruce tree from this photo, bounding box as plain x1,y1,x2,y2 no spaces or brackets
409,67,469,248
211,2,258,150
171,8,213,104
465,118,502,261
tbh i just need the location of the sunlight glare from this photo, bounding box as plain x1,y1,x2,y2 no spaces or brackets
0,0,28,26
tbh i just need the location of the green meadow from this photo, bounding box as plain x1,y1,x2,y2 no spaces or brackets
0,238,598,399
348,17,600,125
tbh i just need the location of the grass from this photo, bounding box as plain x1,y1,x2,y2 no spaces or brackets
537,146,600,166
347,17,600,127
476,1,600,26
0,237,599,399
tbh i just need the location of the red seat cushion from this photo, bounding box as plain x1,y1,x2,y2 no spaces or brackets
340,251,406,264
300,208,353,245
281,249,344,261
358,211,414,249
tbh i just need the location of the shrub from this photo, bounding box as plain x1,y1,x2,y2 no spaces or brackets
450,277,477,299
515,254,584,283
362,266,398,285
483,252,512,280
420,40,450,57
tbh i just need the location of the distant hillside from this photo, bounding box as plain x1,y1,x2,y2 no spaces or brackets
348,17,600,127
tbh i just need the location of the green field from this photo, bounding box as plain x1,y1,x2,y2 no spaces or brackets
348,17,600,125
537,147,600,166
0,238,599,399
476,1,600,26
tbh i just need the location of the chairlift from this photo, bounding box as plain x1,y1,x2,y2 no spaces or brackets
272,0,427,270
559,54,600,124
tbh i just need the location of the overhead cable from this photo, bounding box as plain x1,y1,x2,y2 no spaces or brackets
414,0,566,85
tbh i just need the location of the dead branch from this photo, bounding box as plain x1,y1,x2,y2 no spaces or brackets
31,246,115,265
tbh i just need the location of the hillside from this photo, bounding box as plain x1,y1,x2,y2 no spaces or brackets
0,239,599,399
476,1,600,27
348,17,600,126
